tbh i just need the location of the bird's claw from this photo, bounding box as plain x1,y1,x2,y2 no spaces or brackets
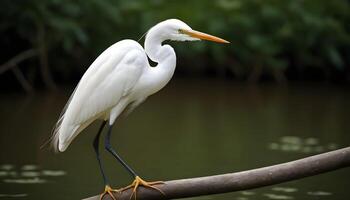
120,176,165,200
100,185,121,200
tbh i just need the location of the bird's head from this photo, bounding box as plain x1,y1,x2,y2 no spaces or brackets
148,19,230,44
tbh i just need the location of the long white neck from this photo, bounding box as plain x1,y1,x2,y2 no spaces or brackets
143,25,176,95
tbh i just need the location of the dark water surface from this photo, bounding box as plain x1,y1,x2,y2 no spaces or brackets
0,79,349,199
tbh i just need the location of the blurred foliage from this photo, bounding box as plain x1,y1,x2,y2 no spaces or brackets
1,0,350,83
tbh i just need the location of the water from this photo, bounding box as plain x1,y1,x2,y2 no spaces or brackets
0,79,349,199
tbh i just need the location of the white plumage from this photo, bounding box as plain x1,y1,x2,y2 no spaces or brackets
51,19,229,152
50,19,229,199
53,40,146,151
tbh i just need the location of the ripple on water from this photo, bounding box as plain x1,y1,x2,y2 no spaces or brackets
264,193,294,200
21,171,40,177
281,144,301,152
21,165,38,171
236,197,249,200
3,177,47,184
307,191,332,196
0,193,28,198
281,136,302,145
41,170,66,176
272,187,298,193
0,164,14,171
0,171,8,176
240,191,255,196
1,164,66,184
327,143,338,150
181,196,213,200
1,164,66,186
268,136,339,154
304,138,319,145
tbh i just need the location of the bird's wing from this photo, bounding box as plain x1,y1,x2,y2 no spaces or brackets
72,47,146,123
52,40,147,151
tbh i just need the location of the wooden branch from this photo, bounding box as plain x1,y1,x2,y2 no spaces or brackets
0,49,36,92
0,49,37,74
84,147,350,200
12,65,33,93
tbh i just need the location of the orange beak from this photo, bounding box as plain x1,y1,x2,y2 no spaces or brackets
181,29,230,44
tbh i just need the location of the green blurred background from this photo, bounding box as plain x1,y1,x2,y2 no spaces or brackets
0,1,350,200
1,0,350,89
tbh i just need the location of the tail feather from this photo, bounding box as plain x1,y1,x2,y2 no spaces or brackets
41,84,80,152
51,115,64,152
40,113,64,152
55,112,97,152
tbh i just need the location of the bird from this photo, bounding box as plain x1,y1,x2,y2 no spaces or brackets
50,19,229,200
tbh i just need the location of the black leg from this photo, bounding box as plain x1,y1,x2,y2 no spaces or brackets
105,124,138,178
93,121,109,185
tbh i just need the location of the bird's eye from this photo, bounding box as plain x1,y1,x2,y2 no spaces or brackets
178,29,186,34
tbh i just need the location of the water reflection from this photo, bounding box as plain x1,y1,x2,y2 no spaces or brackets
0,172,8,176
236,197,249,200
240,191,255,196
0,80,349,199
42,170,66,176
263,193,294,199
268,136,339,154
237,185,334,199
307,191,332,196
21,171,40,177
3,177,46,184
21,165,38,171
0,165,14,171
0,193,28,198
0,164,65,185
271,187,298,193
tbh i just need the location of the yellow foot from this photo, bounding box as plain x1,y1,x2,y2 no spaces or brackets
100,185,120,200
121,176,165,200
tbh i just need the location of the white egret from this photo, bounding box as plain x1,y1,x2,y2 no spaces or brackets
51,19,229,200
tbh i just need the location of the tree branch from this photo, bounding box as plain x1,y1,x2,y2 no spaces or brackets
84,147,350,200
0,49,37,74
12,65,33,93
36,21,56,90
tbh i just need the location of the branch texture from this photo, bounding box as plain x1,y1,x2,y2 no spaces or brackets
84,147,350,200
